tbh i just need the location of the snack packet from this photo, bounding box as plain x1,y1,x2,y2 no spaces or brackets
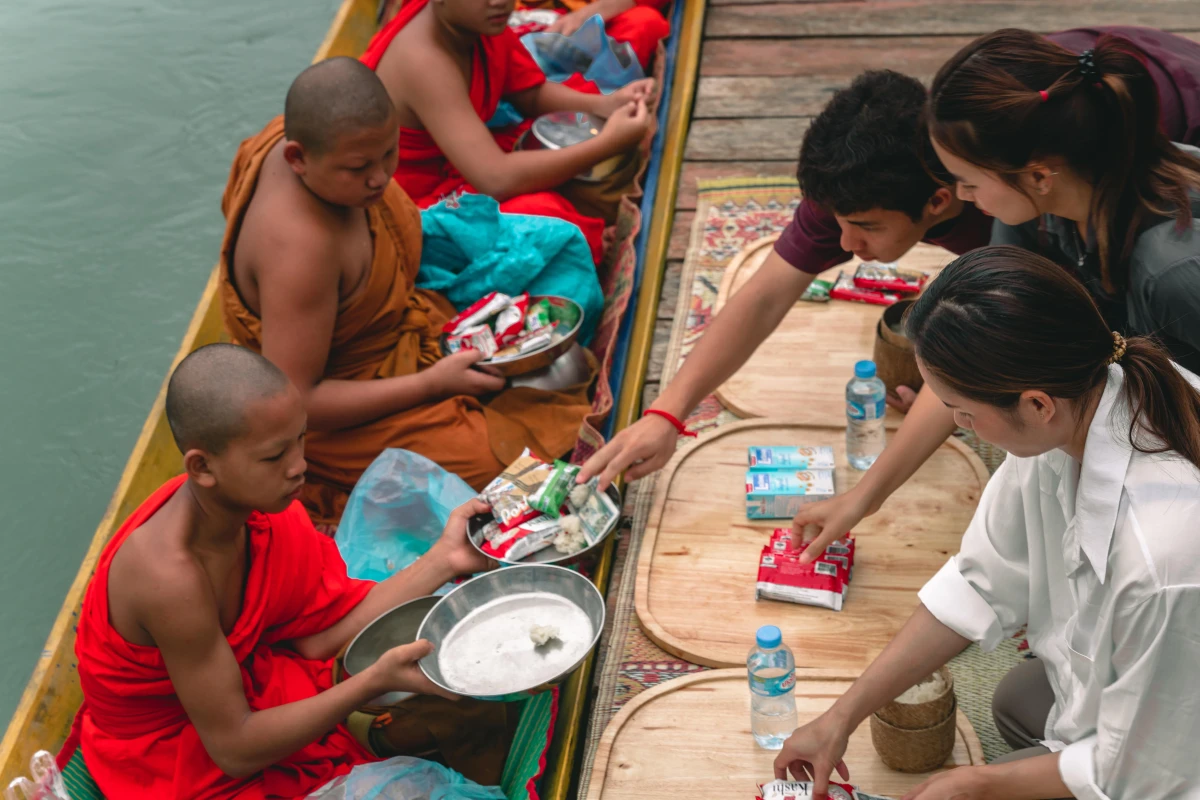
493,293,530,346
565,478,620,545
482,516,561,561
493,327,554,359
445,324,498,358
525,297,553,331
852,261,927,294
756,546,846,610
757,780,886,800
748,445,835,470
830,271,900,306
442,292,512,335
799,277,834,302
479,450,554,530
528,460,582,517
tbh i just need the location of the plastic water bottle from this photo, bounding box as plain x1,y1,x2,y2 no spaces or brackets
846,360,886,470
748,625,797,750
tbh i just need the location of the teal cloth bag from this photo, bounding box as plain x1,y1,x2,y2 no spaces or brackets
417,194,603,345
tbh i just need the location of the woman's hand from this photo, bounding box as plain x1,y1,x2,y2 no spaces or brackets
427,499,497,577
789,486,875,561
900,766,997,800
578,411,679,490
773,714,852,799
886,385,919,413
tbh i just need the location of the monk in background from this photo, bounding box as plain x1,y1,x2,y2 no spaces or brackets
68,344,504,799
220,58,594,525
362,0,654,263
533,0,670,70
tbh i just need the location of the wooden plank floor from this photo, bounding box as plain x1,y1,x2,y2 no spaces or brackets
643,0,1200,409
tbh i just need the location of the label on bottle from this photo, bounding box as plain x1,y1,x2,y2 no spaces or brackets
846,399,885,421
749,668,796,697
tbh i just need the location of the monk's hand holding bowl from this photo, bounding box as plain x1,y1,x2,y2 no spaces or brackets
427,349,506,398
598,98,651,154
429,498,498,577
368,640,459,701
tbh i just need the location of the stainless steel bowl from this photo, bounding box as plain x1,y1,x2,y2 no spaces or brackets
417,565,605,702
440,295,583,378
508,342,593,392
466,483,621,567
342,595,440,709
516,112,630,182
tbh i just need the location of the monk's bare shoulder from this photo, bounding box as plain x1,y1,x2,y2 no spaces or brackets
375,17,468,124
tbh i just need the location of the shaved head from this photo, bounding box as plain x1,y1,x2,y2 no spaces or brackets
166,344,291,454
284,56,395,155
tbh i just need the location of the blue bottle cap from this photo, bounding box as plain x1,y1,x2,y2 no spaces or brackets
854,360,877,379
756,625,782,649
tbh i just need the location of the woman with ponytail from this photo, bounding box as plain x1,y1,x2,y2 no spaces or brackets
774,247,1200,799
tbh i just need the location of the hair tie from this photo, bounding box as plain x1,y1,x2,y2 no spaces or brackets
1038,89,1050,103
1078,49,1100,81
1106,331,1127,365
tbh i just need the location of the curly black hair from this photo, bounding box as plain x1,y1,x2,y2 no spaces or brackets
798,70,941,221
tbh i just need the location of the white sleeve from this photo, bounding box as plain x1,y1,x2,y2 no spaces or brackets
918,458,1030,651
1061,586,1200,799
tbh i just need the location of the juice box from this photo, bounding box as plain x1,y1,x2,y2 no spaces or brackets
745,469,835,519
748,445,835,471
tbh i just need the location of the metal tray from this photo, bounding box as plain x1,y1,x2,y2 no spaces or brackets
341,595,440,710
467,483,622,567
439,295,583,378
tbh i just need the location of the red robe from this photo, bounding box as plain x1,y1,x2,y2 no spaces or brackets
515,0,670,69
361,0,605,263
65,476,375,799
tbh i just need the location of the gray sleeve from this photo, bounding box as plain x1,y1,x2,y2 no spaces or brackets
1140,255,1200,353
989,218,1040,249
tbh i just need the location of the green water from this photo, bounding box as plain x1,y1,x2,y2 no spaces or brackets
0,0,343,725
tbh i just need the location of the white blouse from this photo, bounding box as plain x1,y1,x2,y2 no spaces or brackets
919,365,1200,800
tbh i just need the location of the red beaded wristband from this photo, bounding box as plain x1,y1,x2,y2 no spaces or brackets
644,409,697,438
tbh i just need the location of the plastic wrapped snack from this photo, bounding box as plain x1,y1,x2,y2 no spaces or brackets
492,326,554,359
479,450,554,530
565,478,619,545
445,324,498,358
830,271,900,306
757,781,891,800
526,297,553,331
799,276,833,303
442,292,512,335
852,261,927,294
481,516,561,561
528,460,582,517
493,293,530,346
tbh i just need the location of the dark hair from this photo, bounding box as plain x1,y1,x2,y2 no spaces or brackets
798,70,939,221
284,56,395,155
907,246,1200,468
927,28,1200,294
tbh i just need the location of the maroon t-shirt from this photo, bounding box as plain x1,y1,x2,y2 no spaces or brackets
775,26,1200,274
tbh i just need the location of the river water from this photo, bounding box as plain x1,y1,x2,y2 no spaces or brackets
0,0,342,723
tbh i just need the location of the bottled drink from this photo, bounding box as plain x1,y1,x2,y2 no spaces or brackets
748,625,797,750
846,360,886,470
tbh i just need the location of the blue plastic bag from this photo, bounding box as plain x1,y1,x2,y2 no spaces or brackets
521,14,644,93
305,756,506,800
335,449,476,583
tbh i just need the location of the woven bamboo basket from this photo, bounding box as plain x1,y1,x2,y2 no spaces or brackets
872,299,922,395
876,665,955,729
870,699,958,773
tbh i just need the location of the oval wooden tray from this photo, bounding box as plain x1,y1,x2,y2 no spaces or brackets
635,418,987,669
585,669,984,800
713,236,955,427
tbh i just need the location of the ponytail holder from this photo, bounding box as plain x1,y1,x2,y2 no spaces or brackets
1038,89,1050,103
644,409,697,438
1106,331,1127,365
1078,49,1100,81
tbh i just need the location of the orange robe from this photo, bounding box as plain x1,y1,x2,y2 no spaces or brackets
66,475,374,799
219,118,595,524
360,0,606,264
516,0,670,68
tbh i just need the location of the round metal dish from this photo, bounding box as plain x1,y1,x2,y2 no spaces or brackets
508,342,592,392
439,295,583,378
466,483,621,567
342,595,440,708
515,112,629,182
417,564,605,702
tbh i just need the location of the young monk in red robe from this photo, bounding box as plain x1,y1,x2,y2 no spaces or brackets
362,0,654,263
67,344,495,799
529,0,670,69
220,58,595,525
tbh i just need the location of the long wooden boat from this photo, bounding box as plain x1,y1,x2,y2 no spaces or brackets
0,0,703,796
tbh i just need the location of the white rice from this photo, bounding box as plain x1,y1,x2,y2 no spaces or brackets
894,671,947,704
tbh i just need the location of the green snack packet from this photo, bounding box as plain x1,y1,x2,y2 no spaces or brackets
528,460,581,517
800,277,833,303
525,298,553,331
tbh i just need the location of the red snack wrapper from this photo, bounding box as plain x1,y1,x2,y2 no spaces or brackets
481,516,561,561
852,262,928,294
442,292,511,335
830,271,899,306
756,546,846,610
445,324,497,358
757,780,867,800
493,293,530,346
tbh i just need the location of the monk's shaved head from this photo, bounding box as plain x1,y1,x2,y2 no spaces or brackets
284,56,395,155
166,344,292,454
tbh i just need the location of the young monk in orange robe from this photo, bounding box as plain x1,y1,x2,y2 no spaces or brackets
524,0,671,69
219,58,594,524
361,0,654,264
66,344,494,799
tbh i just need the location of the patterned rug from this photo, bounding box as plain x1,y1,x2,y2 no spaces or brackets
577,178,1020,797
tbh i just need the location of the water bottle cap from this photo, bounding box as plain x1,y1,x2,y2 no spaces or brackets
854,360,877,379
756,625,782,649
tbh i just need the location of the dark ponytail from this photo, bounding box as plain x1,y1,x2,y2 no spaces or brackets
907,246,1200,468
926,29,1200,295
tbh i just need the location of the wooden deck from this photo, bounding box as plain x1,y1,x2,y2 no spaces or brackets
643,0,1200,411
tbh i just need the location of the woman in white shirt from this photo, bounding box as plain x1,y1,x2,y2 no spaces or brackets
775,245,1200,800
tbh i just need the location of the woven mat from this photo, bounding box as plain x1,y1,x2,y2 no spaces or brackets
578,178,1019,796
